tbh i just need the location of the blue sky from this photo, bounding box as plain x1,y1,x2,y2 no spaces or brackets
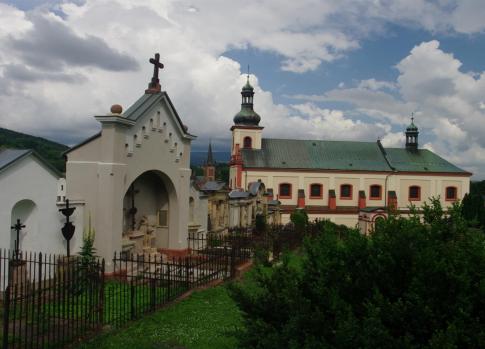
1,0,485,177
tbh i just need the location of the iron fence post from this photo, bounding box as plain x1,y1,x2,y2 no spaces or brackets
185,257,190,290
230,244,236,279
130,277,135,320
99,259,105,326
3,285,10,349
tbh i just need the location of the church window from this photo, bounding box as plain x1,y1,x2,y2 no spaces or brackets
279,183,292,199
340,184,352,199
310,184,323,198
369,185,382,200
445,186,457,201
409,186,421,201
243,136,252,149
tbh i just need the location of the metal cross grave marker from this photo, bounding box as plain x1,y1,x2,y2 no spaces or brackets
11,219,25,262
59,199,76,257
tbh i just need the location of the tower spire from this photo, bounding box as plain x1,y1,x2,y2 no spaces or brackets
207,139,214,166
203,140,216,181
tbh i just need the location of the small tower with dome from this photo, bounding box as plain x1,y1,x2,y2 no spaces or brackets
229,73,264,189
405,116,419,151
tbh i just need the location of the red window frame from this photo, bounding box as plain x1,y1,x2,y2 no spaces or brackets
309,183,323,199
340,184,353,200
369,185,382,200
243,136,252,149
279,183,292,199
445,186,458,201
408,186,421,201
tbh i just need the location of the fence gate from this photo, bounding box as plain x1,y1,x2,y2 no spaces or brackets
2,252,105,349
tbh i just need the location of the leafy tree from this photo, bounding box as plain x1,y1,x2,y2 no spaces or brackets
230,200,485,348
290,209,308,233
462,193,485,230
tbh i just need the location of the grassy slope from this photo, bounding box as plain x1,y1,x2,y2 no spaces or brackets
77,286,242,349
0,127,68,173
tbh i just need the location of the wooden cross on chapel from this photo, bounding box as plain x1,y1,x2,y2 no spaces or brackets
146,53,164,93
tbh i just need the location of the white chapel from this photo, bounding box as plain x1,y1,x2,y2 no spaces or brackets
64,54,196,266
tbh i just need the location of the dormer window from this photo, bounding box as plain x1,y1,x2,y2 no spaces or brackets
243,136,252,149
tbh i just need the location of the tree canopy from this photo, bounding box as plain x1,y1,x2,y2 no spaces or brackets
230,200,485,348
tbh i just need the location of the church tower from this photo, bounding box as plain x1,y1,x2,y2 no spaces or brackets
203,141,216,181
405,117,419,151
230,75,264,189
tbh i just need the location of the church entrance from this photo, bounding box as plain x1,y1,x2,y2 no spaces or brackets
122,170,176,256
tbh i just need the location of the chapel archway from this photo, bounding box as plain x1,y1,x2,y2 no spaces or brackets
10,199,37,252
122,170,177,254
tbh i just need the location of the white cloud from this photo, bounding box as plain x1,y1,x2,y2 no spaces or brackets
1,0,485,178
293,40,485,177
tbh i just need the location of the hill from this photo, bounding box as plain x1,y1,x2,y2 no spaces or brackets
0,128,68,173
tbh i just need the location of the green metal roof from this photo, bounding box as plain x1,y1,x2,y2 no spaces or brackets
241,138,470,174
241,139,391,171
385,148,466,173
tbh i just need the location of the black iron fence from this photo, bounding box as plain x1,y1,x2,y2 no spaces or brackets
1,251,104,349
0,224,303,348
189,224,303,265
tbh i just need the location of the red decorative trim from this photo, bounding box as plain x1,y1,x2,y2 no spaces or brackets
309,183,323,199
408,185,421,201
369,184,382,200
340,184,353,200
297,196,305,208
279,183,292,199
445,186,458,201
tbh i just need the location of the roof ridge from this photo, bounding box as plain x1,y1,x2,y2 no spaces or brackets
263,137,378,144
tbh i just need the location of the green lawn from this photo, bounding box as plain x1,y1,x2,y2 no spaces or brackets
76,285,243,349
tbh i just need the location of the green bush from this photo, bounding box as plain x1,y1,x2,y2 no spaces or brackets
290,209,308,233
230,200,485,348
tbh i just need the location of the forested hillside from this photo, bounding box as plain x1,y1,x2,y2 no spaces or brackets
0,127,68,173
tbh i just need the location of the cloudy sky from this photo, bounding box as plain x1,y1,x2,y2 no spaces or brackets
1,0,485,178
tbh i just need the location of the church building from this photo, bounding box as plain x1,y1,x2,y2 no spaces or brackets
229,78,472,227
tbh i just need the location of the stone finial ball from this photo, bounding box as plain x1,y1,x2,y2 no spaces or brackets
110,104,123,114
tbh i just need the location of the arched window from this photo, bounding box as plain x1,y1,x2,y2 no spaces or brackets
340,184,353,199
279,183,292,199
309,183,323,198
243,136,252,149
408,186,421,201
445,186,457,201
369,185,382,200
